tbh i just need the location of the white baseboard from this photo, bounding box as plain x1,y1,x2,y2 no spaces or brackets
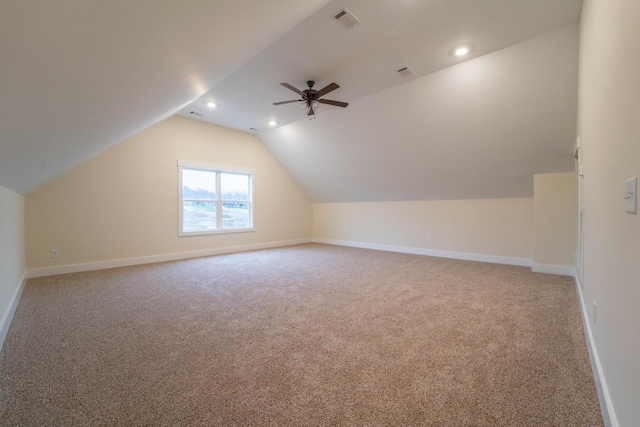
574,270,617,427
26,238,312,279
0,272,27,351
312,238,532,267
532,263,575,276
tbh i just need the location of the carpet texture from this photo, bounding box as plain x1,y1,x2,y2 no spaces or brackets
0,244,603,426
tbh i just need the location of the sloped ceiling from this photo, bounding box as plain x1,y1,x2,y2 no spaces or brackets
260,26,579,202
1,0,581,202
181,0,581,202
0,0,331,194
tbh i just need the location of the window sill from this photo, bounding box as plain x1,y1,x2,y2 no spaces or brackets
178,228,255,237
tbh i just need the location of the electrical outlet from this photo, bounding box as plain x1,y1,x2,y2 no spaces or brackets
51,249,59,258
426,237,433,245
593,301,597,323
233,234,239,242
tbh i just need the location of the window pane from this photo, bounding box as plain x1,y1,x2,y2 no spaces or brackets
222,202,250,228
182,169,216,200
220,173,249,201
182,201,217,232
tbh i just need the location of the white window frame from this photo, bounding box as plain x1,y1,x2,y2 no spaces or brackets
178,160,255,236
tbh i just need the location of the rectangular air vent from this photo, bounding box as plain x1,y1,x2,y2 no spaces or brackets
334,8,360,29
397,66,415,78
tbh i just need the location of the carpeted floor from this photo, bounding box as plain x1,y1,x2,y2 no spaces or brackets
0,244,603,426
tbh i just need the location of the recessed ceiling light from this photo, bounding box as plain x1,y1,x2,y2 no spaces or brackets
268,121,277,127
206,101,216,108
452,43,474,57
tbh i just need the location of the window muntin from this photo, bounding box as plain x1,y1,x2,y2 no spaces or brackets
178,161,254,236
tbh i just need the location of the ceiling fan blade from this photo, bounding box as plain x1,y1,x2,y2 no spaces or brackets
273,99,303,105
316,82,339,97
280,82,305,96
319,99,348,108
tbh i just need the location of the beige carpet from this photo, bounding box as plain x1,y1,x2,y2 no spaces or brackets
0,244,603,426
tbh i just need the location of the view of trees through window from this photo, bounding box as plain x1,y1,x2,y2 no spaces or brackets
181,168,252,234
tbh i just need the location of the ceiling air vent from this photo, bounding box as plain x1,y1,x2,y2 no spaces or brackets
189,111,203,117
334,8,360,29
397,66,415,78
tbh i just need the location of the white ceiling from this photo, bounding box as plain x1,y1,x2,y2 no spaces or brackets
1,0,582,202
0,0,331,194
180,0,582,202
261,26,579,202
180,0,581,134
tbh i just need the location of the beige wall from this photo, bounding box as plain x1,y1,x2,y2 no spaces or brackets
579,1,640,425
25,116,312,270
313,198,533,261
533,172,576,267
0,184,25,345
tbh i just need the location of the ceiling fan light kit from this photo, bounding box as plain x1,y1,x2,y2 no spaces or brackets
273,80,348,117
301,99,321,117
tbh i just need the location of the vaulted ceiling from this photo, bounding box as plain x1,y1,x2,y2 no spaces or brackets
1,0,581,201
0,0,331,194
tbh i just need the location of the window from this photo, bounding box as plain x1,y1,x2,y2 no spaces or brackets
178,160,254,236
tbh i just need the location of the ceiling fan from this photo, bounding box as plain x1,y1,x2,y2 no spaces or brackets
273,81,348,116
